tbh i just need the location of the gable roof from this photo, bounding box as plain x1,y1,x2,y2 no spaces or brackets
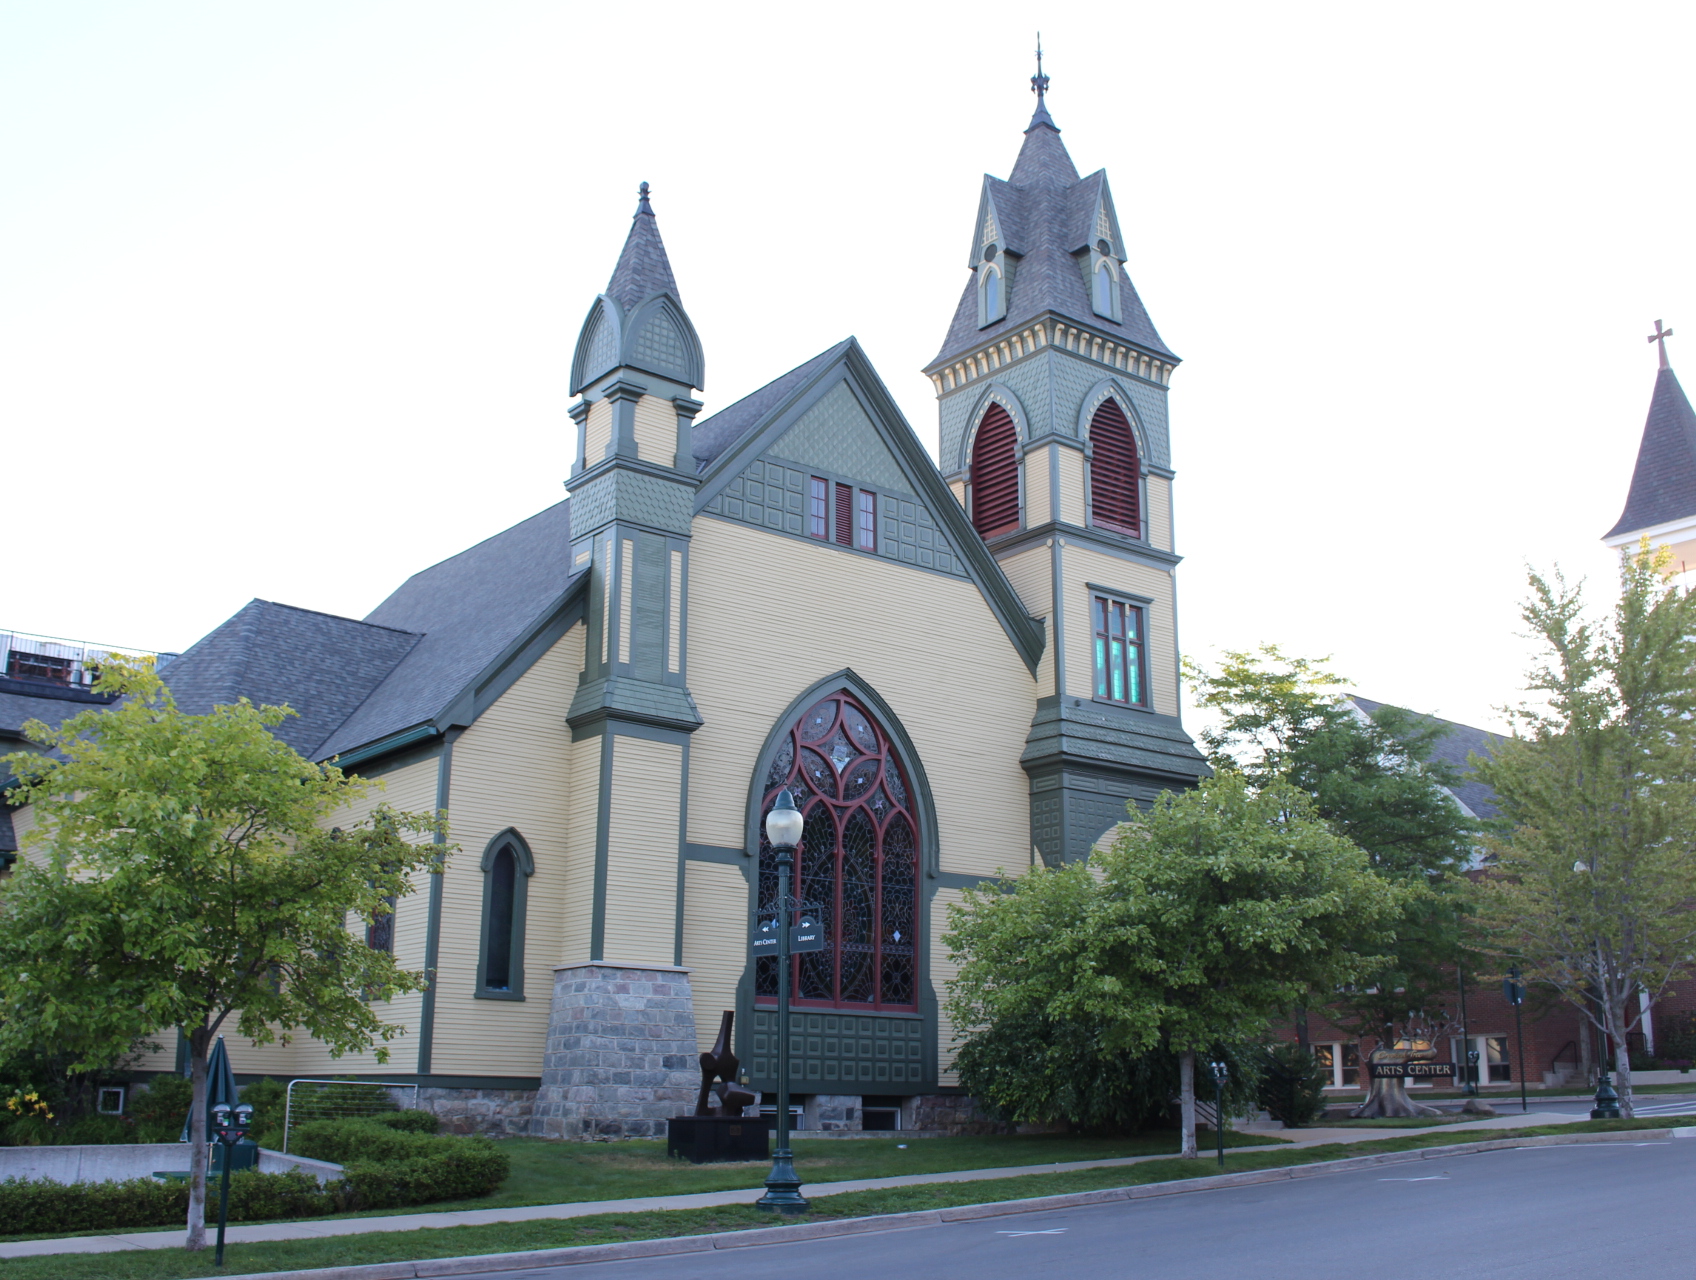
1606,365,1696,539
161,600,420,758
693,338,1046,674
317,498,583,759
1349,695,1501,821
928,106,1175,372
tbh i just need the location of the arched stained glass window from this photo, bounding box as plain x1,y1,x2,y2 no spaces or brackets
969,403,1020,539
477,830,533,999
1093,263,1116,316
757,693,918,1011
1088,397,1141,538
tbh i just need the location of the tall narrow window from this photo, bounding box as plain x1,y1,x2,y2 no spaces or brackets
1087,398,1141,538
834,483,853,546
365,896,396,954
808,477,828,539
1092,595,1147,707
856,491,876,551
1093,263,1116,316
756,692,919,1011
968,404,1020,538
477,831,534,999
982,267,1002,324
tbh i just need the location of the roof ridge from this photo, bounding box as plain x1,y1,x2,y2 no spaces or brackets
367,500,572,619
249,599,422,637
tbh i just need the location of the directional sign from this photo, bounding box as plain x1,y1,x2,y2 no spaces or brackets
751,917,780,957
1370,1062,1456,1078
790,917,825,953
1503,977,1526,1006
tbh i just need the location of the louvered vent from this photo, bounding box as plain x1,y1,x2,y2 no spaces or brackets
835,483,854,546
1088,398,1140,538
970,404,1021,538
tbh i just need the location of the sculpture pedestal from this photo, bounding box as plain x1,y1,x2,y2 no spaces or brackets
667,1115,768,1164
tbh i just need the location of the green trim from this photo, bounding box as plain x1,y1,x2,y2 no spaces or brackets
326,723,438,772
685,843,745,864
589,731,613,961
474,828,534,1001
416,729,458,1076
673,739,689,967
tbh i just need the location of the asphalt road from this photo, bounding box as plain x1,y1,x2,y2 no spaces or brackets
455,1139,1696,1280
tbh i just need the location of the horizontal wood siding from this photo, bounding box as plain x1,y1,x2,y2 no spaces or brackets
1023,444,1051,527
226,755,440,1079
561,713,601,966
682,861,748,1053
687,519,1033,885
931,887,968,1085
997,543,1054,697
604,735,683,968
1146,476,1172,551
1057,446,1087,527
584,399,614,469
1061,544,1178,715
9,803,35,866
428,625,583,1077
633,395,675,467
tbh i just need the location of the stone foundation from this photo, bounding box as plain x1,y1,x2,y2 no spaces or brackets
532,962,699,1139
417,1086,537,1137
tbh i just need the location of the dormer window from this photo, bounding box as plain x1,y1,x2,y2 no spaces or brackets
979,259,1005,328
1092,262,1117,319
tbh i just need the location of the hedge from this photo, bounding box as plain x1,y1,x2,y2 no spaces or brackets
0,1117,507,1237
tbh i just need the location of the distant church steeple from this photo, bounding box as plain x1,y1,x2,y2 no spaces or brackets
1604,321,1696,570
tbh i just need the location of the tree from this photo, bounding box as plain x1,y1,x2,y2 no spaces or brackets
1474,545,1696,1118
946,773,1404,1156
0,660,448,1249
1187,646,1482,1113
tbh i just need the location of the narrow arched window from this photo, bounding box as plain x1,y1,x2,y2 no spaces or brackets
982,267,1002,323
1088,397,1141,538
757,693,919,1011
477,831,533,999
968,404,1020,538
1093,263,1116,316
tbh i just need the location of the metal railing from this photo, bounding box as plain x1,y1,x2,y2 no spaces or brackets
281,1079,420,1153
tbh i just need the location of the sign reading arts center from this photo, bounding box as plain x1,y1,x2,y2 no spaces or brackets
750,916,826,956
1370,1062,1457,1078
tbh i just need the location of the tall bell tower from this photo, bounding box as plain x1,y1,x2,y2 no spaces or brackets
924,56,1208,863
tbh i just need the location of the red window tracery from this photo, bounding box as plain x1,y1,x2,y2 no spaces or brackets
1088,397,1141,538
969,403,1020,538
757,693,918,1010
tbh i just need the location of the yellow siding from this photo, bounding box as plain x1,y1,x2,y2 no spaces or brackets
604,735,683,968
687,519,1033,883
1023,445,1051,527
1146,476,1172,551
227,754,441,1079
1057,446,1087,526
931,887,968,1085
10,802,36,867
682,861,748,1052
997,543,1054,698
1059,543,1179,716
633,394,676,467
947,479,966,510
426,624,583,1077
561,724,602,967
584,399,614,468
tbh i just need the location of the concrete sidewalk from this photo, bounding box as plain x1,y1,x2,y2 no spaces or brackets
0,1109,1600,1260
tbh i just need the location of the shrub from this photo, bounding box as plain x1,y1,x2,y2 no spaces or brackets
225,1168,333,1221
0,1174,187,1234
372,1109,440,1135
1658,1012,1696,1063
1255,1042,1328,1127
239,1076,288,1150
127,1076,193,1131
289,1118,507,1210
60,1113,136,1145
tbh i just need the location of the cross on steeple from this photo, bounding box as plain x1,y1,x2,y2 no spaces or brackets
1031,34,1049,103
1649,318,1675,370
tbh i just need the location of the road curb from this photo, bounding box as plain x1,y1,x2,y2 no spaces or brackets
212,1129,1675,1280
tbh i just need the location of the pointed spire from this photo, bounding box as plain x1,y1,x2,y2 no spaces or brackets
1606,344,1696,540
605,180,681,315
1010,38,1077,186
1028,32,1054,129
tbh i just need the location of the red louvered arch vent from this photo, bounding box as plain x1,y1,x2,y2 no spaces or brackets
969,404,1021,539
1088,398,1141,538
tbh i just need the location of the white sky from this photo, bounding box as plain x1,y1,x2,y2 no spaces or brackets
5,1,1692,736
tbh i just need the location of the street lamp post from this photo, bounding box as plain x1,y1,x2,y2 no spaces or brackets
1208,1061,1228,1169
210,1100,255,1266
757,788,809,1214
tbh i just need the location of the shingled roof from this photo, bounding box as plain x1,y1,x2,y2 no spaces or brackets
691,340,853,472
605,184,682,315
1605,365,1696,539
929,103,1175,371
1350,695,1501,822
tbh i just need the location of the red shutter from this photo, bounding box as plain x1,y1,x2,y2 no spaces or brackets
1088,398,1140,537
835,482,853,546
970,404,1021,538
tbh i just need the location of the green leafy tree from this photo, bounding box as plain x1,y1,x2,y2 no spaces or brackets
946,773,1404,1156
1186,646,1481,1089
0,660,449,1249
1474,545,1696,1117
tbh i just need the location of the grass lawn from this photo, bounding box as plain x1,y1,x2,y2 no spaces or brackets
1,1120,1674,1280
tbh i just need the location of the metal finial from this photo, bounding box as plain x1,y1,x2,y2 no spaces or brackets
1031,33,1049,102
637,181,652,214
1649,318,1675,370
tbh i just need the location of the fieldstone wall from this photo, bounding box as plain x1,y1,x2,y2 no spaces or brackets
532,962,699,1139
417,1086,537,1137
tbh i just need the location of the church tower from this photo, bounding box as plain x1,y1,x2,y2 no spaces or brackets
1603,321,1696,572
925,59,1207,864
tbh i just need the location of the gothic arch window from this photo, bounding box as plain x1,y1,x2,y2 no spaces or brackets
476,830,534,1000
1087,397,1141,538
757,693,918,1011
968,403,1020,539
981,266,1003,326
1093,263,1116,317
